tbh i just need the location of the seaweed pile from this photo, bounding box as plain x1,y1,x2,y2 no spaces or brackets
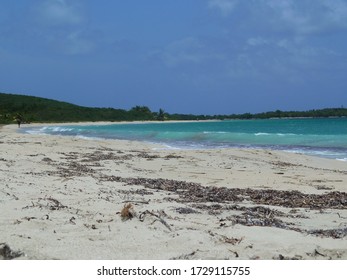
99,175,347,239
99,176,347,210
40,149,347,240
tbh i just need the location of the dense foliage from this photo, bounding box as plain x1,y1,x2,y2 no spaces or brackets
0,93,156,123
1,92,347,124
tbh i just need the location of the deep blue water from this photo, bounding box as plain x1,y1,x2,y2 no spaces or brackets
22,118,347,160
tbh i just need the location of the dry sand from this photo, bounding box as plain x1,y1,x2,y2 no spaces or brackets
0,123,347,260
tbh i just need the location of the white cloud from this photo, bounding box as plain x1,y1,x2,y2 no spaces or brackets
321,0,347,28
208,0,238,16
263,0,347,36
37,0,85,26
31,0,95,55
209,0,347,37
247,37,269,47
152,37,224,67
63,32,95,55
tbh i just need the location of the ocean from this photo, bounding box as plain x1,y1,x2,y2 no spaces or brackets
22,118,347,161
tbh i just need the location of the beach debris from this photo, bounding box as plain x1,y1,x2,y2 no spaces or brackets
314,185,334,190
23,197,68,211
99,175,347,209
45,197,67,210
137,152,159,160
233,214,293,230
164,154,183,159
45,150,187,179
139,210,172,231
221,236,244,245
83,223,97,230
42,157,54,163
337,213,347,219
171,250,198,260
22,216,37,221
120,203,135,221
42,214,50,220
80,151,133,162
122,199,150,204
308,227,347,239
207,231,244,245
69,216,76,225
274,254,303,260
175,207,200,214
96,175,347,238
229,250,239,258
314,249,326,257
0,243,24,260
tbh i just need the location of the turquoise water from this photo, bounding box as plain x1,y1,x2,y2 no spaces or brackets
22,118,347,160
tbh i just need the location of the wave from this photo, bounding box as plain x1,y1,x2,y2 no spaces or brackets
254,132,299,136
21,122,347,160
52,127,74,132
23,126,77,136
203,131,227,134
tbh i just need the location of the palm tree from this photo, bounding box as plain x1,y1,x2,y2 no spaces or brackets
158,108,165,121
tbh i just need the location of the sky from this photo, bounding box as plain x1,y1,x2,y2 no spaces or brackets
1,0,347,115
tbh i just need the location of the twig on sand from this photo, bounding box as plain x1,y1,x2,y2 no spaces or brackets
314,249,325,257
139,210,172,231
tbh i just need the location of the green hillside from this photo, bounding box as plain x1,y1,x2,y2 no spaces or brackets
1,92,347,124
0,92,155,123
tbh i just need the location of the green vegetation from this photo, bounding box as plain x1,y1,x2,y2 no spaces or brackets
1,92,347,124
0,92,154,123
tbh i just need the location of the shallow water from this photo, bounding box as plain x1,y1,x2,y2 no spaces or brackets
22,118,347,160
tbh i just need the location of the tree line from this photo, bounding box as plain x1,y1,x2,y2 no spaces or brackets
1,92,347,124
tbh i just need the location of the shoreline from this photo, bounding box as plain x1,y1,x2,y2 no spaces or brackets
1,124,347,259
17,121,347,162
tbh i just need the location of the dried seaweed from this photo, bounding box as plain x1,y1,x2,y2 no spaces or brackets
232,213,295,230
164,154,183,159
308,228,347,239
80,151,133,162
137,152,160,159
99,175,347,210
23,197,67,211
170,250,197,260
45,197,67,210
54,161,96,177
175,207,200,214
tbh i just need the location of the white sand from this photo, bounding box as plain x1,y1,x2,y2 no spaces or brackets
1,123,346,260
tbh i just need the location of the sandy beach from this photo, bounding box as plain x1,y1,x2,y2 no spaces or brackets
1,123,347,260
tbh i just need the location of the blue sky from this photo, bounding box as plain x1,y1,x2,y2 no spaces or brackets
1,0,347,114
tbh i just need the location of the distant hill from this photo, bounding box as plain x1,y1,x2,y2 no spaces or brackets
0,92,155,123
1,92,347,124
